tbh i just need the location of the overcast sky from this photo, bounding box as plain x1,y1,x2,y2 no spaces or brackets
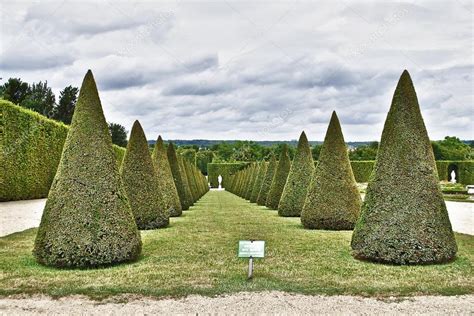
1,0,472,141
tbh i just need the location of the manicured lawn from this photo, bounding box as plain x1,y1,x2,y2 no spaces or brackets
0,190,473,298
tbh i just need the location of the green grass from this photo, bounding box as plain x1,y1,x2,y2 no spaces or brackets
1,190,473,299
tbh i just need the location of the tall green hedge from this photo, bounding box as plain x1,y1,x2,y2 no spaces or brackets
318,160,474,184
207,162,249,188
0,100,126,201
436,161,474,185
1,100,68,201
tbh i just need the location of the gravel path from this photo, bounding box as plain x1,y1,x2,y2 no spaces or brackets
1,292,473,315
1,197,472,237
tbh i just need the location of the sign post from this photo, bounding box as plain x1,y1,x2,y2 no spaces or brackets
238,240,265,280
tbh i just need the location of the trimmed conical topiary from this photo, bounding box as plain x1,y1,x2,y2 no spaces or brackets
121,121,169,229
257,154,277,206
278,132,315,217
245,163,258,200
33,70,141,268
183,157,198,202
250,162,268,203
351,70,457,264
152,136,182,217
266,145,291,209
301,111,361,230
178,155,194,207
167,143,191,210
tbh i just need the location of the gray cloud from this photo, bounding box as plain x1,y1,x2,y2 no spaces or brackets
0,1,471,141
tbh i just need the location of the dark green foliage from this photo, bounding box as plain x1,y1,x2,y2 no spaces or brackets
109,122,128,147
21,81,56,118
33,70,141,268
266,145,291,209
0,78,30,104
350,161,375,183
257,154,277,205
349,142,379,160
301,112,361,230
311,144,323,161
121,121,169,229
207,163,249,188
196,150,214,175
432,136,473,160
351,70,457,264
152,136,182,217
0,100,125,201
178,155,194,207
178,148,196,165
168,142,191,210
53,85,78,124
278,132,315,217
250,162,268,203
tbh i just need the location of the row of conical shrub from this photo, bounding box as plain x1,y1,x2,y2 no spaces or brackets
34,70,209,268
226,70,456,265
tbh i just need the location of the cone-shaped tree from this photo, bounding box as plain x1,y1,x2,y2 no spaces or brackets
250,162,268,203
351,70,457,264
152,136,183,217
266,145,291,209
121,121,169,229
33,70,141,267
238,166,249,198
167,143,191,210
278,132,315,217
178,155,194,207
257,154,277,205
183,158,198,202
301,112,361,230
245,163,258,200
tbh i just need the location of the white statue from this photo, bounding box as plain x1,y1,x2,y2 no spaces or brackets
218,175,223,189
450,170,456,184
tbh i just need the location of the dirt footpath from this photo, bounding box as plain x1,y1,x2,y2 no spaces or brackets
1,292,473,315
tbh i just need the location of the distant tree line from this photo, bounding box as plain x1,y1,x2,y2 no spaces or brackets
0,77,128,147
167,137,473,175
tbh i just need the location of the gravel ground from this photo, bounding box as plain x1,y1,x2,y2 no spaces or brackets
1,292,473,315
1,197,472,237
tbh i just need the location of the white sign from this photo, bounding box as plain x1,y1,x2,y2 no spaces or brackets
238,240,265,258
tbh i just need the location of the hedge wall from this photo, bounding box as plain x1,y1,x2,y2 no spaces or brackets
0,100,125,201
207,162,249,188
436,160,474,185
350,161,376,183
